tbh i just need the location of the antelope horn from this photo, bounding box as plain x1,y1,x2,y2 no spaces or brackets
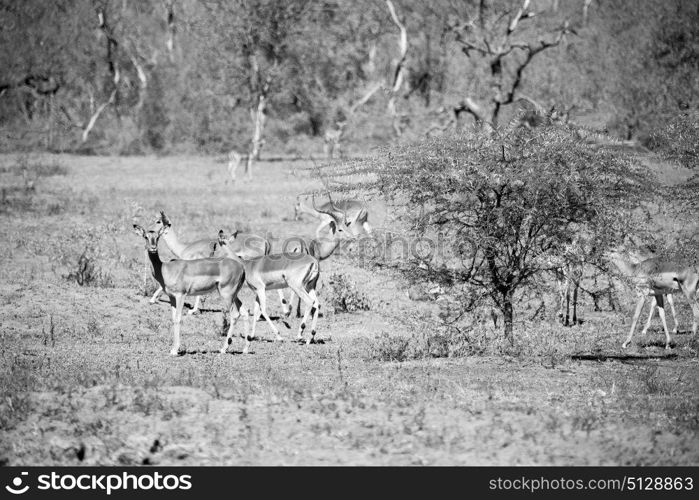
312,191,335,217
327,190,348,222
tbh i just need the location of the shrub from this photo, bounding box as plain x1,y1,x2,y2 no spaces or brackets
63,249,115,288
326,273,371,313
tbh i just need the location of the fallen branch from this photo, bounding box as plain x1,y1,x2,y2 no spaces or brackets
571,352,678,361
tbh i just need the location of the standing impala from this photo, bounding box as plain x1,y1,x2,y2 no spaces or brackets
133,223,249,356
283,194,354,316
213,199,351,347
607,250,699,350
294,194,372,238
150,211,270,315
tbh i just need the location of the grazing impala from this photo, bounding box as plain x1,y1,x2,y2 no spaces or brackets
283,194,354,316
294,194,372,238
607,249,699,350
150,211,269,315
133,223,249,356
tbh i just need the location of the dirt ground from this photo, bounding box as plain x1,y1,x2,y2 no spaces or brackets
0,153,697,466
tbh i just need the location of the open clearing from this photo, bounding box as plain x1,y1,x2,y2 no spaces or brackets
1,154,697,465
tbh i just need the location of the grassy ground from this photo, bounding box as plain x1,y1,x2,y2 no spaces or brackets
0,153,697,466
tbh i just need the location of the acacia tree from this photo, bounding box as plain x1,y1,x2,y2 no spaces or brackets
369,124,652,341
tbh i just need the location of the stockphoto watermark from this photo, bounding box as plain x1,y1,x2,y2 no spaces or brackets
3,470,192,496
243,230,470,266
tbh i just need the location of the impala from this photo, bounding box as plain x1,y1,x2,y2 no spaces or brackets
282,194,354,316
213,199,351,347
294,194,372,238
607,250,699,349
133,223,249,356
150,211,269,315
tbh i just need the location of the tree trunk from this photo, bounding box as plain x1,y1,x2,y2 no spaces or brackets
502,292,514,344
246,92,267,179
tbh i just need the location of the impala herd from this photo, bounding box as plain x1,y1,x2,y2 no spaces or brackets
134,194,370,355
133,192,698,356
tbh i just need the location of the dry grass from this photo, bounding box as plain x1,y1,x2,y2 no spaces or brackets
0,153,697,466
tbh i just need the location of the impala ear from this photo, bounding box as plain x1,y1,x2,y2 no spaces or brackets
133,224,146,238
232,230,239,240
217,230,227,245
160,211,171,227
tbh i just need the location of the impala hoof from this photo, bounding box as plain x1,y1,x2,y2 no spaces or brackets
621,342,629,349
219,347,227,354
169,349,180,356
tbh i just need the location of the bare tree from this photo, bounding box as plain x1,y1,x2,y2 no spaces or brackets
447,0,572,129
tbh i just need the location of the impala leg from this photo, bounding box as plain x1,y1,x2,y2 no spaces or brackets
688,297,699,338
623,295,646,349
220,296,249,354
171,294,185,356
295,293,302,318
308,289,320,344
150,286,163,304
187,296,202,315
678,282,698,337
251,300,261,340
256,292,282,341
666,294,678,334
640,296,657,336
278,290,291,317
235,297,251,338
654,294,672,350
291,286,317,344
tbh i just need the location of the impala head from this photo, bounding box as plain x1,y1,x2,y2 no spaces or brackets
210,230,231,258
151,211,172,235
312,192,349,231
133,223,165,253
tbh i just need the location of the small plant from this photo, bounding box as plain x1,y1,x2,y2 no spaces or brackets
371,333,411,362
636,365,672,395
327,273,371,313
0,356,36,430
64,250,114,288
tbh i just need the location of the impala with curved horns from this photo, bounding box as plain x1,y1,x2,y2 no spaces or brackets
282,193,355,317
294,193,372,238
133,222,249,356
